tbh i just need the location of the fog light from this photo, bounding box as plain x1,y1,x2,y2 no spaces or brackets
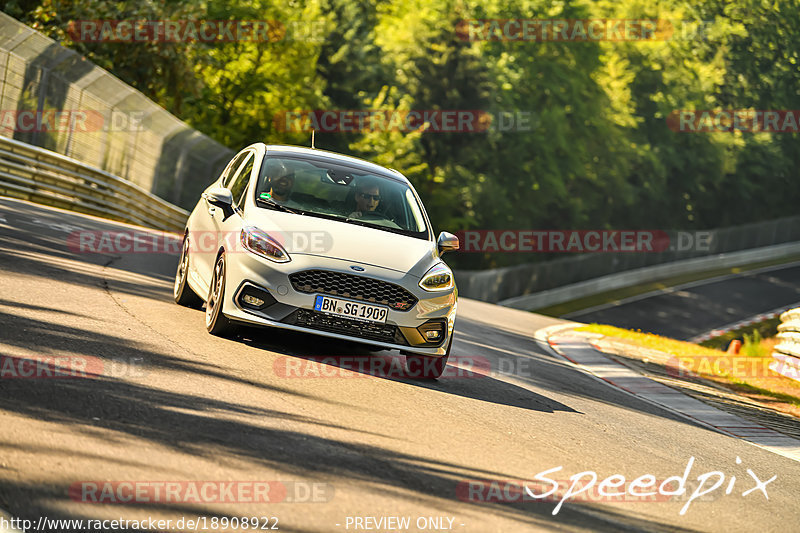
415,318,447,346
243,294,264,307
237,284,277,310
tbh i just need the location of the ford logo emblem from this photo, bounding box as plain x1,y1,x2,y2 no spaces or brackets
350,265,365,272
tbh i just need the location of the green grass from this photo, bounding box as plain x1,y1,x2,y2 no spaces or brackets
576,324,725,359
725,380,800,408
700,317,781,351
578,324,800,413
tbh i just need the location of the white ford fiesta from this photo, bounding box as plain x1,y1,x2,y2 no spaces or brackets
174,143,459,378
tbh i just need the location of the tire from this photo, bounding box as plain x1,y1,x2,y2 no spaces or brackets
405,333,453,379
174,235,203,308
205,252,237,337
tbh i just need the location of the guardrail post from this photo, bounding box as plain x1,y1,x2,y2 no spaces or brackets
29,65,48,148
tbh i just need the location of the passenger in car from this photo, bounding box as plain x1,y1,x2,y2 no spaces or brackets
260,160,302,208
268,172,295,203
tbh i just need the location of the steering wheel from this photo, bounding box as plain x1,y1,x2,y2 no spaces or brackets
359,211,388,221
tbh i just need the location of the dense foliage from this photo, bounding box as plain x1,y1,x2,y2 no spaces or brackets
8,0,800,268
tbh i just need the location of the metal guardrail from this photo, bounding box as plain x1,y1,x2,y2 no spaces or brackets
456,218,800,305
0,12,233,209
771,308,800,382
0,135,188,232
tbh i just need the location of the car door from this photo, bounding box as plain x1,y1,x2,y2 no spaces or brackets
190,149,253,294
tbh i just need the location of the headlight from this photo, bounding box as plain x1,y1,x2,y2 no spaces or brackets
419,262,454,292
241,226,290,263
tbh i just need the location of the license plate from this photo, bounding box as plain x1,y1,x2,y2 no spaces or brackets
314,295,388,324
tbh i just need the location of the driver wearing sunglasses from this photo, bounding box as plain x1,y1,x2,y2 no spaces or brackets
349,180,381,218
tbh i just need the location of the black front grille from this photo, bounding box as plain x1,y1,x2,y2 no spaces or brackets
283,309,407,345
289,270,417,311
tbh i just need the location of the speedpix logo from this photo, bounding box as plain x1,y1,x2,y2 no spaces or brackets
457,456,776,516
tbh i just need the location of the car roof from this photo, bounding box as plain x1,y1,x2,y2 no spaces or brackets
263,144,409,184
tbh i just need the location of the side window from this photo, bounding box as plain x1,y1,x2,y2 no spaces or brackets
229,153,255,207
221,151,249,188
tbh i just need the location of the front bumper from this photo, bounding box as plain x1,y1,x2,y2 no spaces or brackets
218,251,457,356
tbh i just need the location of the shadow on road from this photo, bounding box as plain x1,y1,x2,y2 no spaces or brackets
235,325,579,414
0,198,720,531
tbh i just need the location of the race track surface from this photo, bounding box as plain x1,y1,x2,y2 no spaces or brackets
0,197,798,532
565,264,800,340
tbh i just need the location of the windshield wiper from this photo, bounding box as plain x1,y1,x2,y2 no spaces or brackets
343,217,414,237
256,197,418,237
255,197,305,215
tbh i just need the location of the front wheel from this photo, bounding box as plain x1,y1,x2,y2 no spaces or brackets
206,253,237,337
174,235,203,308
405,334,452,379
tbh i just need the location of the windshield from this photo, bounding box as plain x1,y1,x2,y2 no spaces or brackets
253,154,429,239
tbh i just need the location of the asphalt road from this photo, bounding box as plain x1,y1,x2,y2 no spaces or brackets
565,264,800,340
1,196,799,532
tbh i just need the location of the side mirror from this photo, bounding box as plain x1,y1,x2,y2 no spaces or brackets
204,188,235,220
437,231,460,255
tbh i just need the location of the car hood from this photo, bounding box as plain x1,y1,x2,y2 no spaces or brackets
244,209,439,277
